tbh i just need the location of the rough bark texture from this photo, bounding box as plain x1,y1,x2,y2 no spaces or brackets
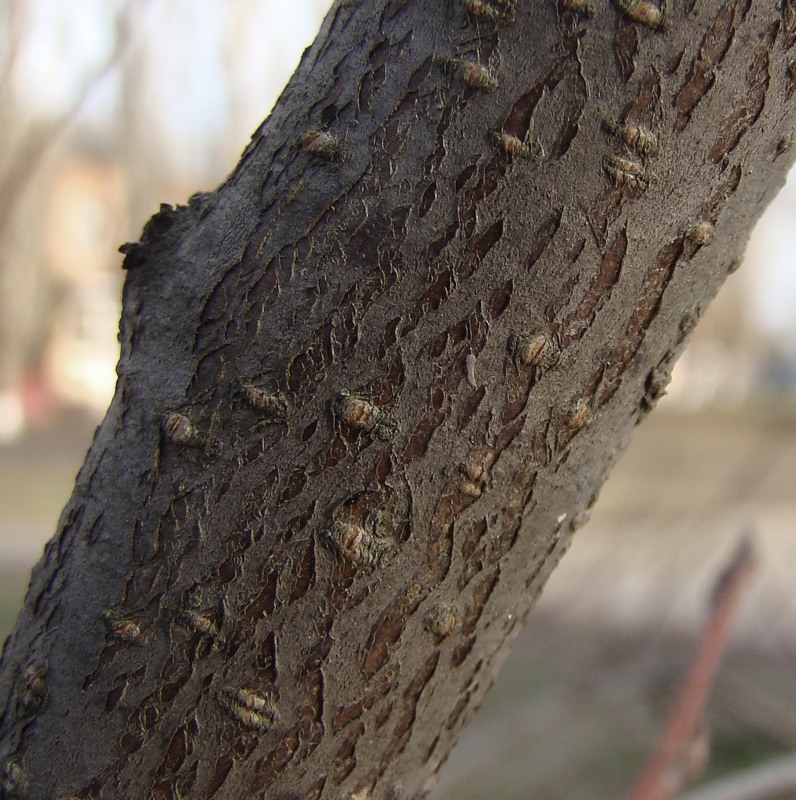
1,1,794,798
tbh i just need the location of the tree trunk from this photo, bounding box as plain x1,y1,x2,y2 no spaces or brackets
1,1,793,798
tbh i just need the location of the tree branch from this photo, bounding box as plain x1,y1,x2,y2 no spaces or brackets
0,0,153,238
627,535,757,800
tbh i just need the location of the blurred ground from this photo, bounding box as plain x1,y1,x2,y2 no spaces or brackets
0,409,97,634
0,403,794,799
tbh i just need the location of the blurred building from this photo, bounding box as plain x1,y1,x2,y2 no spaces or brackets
43,149,126,411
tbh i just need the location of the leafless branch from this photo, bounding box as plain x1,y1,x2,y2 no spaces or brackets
626,534,758,800
0,0,154,237
0,0,30,107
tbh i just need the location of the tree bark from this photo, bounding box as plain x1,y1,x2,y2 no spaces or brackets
1,1,794,798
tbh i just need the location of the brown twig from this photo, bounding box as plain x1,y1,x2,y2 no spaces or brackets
626,534,757,800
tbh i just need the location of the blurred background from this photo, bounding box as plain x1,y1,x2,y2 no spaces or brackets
0,2,794,798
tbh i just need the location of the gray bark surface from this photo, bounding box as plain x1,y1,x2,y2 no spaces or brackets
1,1,794,798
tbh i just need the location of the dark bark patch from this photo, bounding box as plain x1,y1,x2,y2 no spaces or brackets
382,316,401,348
256,629,278,684
462,569,500,636
472,219,503,264
675,0,743,131
371,353,405,404
450,636,476,668
424,734,441,765
503,55,571,139
368,36,392,66
381,652,439,766
526,208,563,270
333,673,394,733
445,690,472,732
562,226,627,344
625,68,661,130
502,369,536,423
552,66,587,159
382,114,408,159
450,314,475,347
427,220,459,258
358,65,385,113
279,469,307,503
401,411,445,463
249,726,301,793
303,635,332,673
430,330,448,358
586,189,622,248
783,0,796,45
159,681,182,705
613,19,639,81
423,105,452,176
204,754,234,798
419,267,453,311
239,567,279,626
119,730,143,755
374,450,394,483
199,262,242,325
626,238,684,343
363,584,424,677
455,164,477,191
598,235,685,406
333,701,364,734
555,117,581,159
487,513,523,567
418,181,437,218
375,700,394,730
336,724,366,764
105,683,125,713
217,557,238,584
301,421,317,443
709,24,774,164
461,517,488,572
84,514,104,547
287,542,316,602
787,59,796,102
163,724,189,772
189,348,226,398
333,721,365,784
286,351,315,393
459,386,486,430
494,413,525,457
427,520,454,582
705,163,742,217
408,55,433,90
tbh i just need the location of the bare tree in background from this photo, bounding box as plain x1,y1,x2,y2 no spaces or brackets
118,1,170,240
0,0,49,423
0,0,151,427
0,2,794,799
